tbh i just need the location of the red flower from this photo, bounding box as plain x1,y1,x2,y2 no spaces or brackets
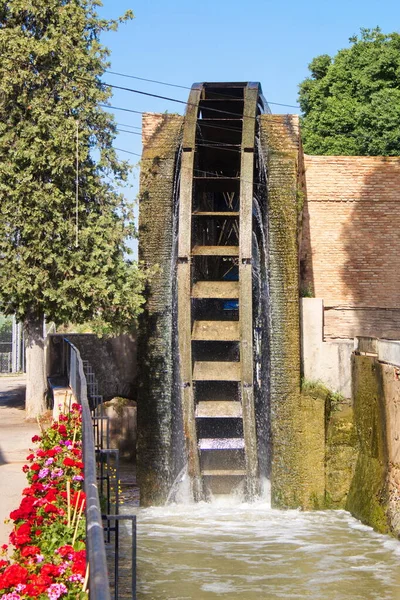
44,503,58,514
31,435,41,443
58,425,67,436
41,563,61,577
0,559,9,570
1,563,28,586
57,545,74,558
63,457,75,467
44,488,58,502
26,453,35,461
31,463,41,472
21,545,41,557
71,549,86,576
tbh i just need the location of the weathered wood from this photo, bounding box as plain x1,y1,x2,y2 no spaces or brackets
239,84,260,489
193,361,241,381
198,438,245,450
176,86,203,496
191,245,239,256
191,281,239,299
192,320,240,341
196,401,242,418
202,469,246,476
193,211,239,217
178,86,201,258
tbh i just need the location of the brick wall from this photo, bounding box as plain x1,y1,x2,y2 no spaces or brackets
301,156,400,339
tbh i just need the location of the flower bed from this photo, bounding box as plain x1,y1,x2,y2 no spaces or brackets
0,404,88,600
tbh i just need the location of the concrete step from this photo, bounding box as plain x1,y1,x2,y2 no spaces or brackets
193,361,241,381
192,281,239,299
192,320,240,341
198,438,245,450
192,245,239,256
196,401,242,418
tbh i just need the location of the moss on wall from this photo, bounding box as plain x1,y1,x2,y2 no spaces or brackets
259,115,303,508
346,355,389,532
137,115,184,506
326,404,358,508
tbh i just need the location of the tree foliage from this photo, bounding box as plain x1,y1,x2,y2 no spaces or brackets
299,28,400,155
0,0,144,333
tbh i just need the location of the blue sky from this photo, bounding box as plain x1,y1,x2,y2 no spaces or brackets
97,0,400,249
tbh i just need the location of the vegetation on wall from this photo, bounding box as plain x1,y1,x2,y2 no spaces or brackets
299,28,400,156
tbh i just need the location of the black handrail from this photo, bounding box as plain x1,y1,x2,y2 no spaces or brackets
63,338,111,600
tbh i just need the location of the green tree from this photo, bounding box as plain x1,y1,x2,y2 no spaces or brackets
299,28,400,155
0,0,144,417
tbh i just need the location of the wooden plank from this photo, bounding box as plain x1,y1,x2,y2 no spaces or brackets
178,86,201,258
196,401,242,418
202,469,246,476
192,320,240,341
193,361,241,381
192,245,239,256
239,83,260,488
192,281,239,299
177,256,202,493
198,438,245,450
193,211,239,217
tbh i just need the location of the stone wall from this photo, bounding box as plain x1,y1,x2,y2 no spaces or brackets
301,156,400,339
47,333,136,401
259,114,305,507
137,113,184,505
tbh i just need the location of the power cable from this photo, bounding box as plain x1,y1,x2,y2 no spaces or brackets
105,69,300,108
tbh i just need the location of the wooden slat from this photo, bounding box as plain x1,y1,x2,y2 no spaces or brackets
191,281,239,299
192,320,240,341
202,469,246,476
198,438,245,450
193,361,241,381
193,211,239,217
192,245,239,256
196,401,242,418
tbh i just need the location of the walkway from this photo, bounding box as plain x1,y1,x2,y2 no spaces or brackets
0,375,39,545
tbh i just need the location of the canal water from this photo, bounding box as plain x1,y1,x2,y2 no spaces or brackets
132,492,400,600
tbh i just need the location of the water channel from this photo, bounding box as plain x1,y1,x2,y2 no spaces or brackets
128,487,400,600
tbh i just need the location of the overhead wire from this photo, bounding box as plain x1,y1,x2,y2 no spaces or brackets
105,69,300,108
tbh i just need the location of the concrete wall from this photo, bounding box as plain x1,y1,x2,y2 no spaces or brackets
48,333,137,401
345,353,400,535
301,156,400,340
301,298,353,397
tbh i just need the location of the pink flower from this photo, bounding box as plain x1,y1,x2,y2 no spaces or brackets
38,468,50,479
47,583,67,600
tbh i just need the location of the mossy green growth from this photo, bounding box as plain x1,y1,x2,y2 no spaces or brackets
345,356,389,533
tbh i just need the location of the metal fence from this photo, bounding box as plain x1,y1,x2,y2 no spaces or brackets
0,315,25,373
62,338,137,600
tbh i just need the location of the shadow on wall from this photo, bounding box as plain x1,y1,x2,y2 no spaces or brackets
298,148,314,298
340,158,400,339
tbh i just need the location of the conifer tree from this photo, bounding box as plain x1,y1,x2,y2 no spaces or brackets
0,0,144,417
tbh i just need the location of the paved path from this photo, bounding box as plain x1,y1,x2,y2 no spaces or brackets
0,375,39,545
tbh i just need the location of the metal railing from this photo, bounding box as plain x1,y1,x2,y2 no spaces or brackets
64,338,112,600
60,337,137,600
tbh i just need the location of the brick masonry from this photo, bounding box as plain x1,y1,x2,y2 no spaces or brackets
301,156,400,339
